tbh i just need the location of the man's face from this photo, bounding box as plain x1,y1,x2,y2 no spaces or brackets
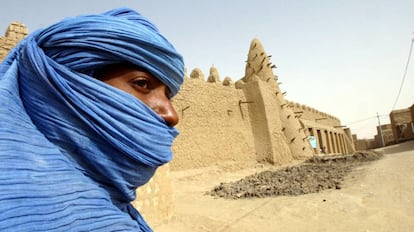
99,65,179,127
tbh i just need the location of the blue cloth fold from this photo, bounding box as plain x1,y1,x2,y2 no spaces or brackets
0,7,184,231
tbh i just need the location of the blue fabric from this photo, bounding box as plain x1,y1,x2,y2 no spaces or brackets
0,8,184,231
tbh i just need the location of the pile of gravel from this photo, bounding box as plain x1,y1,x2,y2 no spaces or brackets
207,151,383,199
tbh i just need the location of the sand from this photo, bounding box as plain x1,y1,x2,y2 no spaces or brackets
154,140,414,232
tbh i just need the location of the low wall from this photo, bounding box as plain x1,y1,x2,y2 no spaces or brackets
133,164,174,226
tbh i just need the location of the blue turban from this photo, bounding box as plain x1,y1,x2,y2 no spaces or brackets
0,8,184,231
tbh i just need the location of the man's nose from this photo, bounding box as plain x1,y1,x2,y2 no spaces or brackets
151,94,179,127
158,101,179,127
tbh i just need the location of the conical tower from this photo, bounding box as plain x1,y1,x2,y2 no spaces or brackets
236,38,313,164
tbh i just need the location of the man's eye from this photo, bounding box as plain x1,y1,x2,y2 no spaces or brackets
132,78,150,89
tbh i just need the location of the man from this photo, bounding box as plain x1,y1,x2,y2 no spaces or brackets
0,7,184,231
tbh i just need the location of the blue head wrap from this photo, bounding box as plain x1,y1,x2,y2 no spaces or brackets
0,8,184,231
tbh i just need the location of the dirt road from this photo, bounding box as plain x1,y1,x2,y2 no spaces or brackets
155,141,414,232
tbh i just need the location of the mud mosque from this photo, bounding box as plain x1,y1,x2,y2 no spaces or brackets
1,22,413,226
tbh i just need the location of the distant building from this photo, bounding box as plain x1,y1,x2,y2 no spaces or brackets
390,107,414,143
354,104,414,150
353,134,376,150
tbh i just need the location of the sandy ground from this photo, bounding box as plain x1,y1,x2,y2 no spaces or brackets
154,140,414,232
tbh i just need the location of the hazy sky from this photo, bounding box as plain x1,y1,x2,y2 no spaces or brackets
1,0,413,139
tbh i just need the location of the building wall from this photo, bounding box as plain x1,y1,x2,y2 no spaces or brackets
171,70,256,170
354,138,377,150
133,164,174,226
0,22,28,62
411,104,414,124
390,108,414,142
287,101,354,154
411,104,414,137
170,39,355,172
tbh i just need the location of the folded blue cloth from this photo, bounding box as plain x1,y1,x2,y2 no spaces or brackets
0,7,184,231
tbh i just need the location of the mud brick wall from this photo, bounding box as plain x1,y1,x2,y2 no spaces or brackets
0,22,28,62
133,164,174,226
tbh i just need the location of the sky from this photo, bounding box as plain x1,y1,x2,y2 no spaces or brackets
1,0,413,139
